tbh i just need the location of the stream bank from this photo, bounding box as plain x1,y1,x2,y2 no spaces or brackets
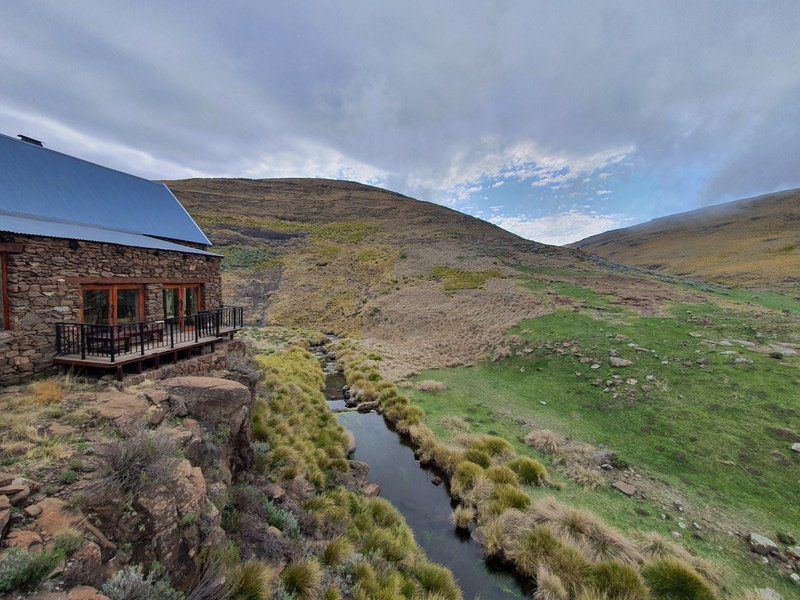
317,347,530,600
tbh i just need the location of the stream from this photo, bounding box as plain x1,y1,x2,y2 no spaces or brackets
319,351,530,600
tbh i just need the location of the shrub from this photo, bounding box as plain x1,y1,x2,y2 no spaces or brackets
590,562,649,600
416,380,448,394
641,559,717,600
226,561,279,600
263,499,299,538
535,565,568,600
413,562,461,600
280,560,323,600
485,465,519,485
0,548,60,593
524,429,561,454
463,448,491,468
100,426,179,493
450,461,484,498
450,505,475,530
487,484,531,515
508,456,548,486
60,469,78,484
101,564,183,600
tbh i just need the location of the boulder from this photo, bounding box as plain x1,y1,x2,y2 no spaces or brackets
357,401,379,413
363,483,381,497
609,357,632,367
753,589,783,600
750,532,779,555
28,498,116,559
791,443,800,454
64,541,102,587
67,587,110,600
786,546,800,560
134,458,224,587
264,484,286,502
612,481,636,497
5,529,44,552
95,391,149,429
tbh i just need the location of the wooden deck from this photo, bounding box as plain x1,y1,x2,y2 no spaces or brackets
54,327,239,379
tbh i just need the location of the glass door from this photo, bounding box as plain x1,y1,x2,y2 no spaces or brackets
184,286,201,316
163,286,180,319
82,285,143,325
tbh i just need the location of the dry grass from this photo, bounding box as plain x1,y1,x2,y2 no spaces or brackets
30,379,65,404
439,416,470,433
416,379,449,393
450,505,476,530
535,565,569,600
524,429,562,454
566,464,606,490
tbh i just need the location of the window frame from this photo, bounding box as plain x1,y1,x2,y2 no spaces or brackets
81,284,145,326
162,283,204,319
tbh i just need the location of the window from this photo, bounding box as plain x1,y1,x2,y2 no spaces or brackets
0,254,7,330
163,284,203,319
81,285,144,325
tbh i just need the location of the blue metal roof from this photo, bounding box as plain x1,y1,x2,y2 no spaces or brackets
0,211,219,256
0,133,211,246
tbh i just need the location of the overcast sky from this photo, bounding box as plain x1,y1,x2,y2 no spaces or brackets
2,2,799,245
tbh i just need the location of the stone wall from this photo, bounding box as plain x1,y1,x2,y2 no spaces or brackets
0,234,223,383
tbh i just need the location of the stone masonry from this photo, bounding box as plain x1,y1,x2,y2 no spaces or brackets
0,233,222,383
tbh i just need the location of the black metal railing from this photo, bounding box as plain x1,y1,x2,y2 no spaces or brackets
55,306,243,362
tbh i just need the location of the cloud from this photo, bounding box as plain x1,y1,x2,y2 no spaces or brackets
490,211,630,246
0,1,798,223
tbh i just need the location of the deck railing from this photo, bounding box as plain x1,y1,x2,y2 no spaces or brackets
54,306,243,362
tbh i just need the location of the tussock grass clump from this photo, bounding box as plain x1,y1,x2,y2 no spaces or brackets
485,464,519,485
280,559,323,600
450,505,476,530
590,562,650,600
487,483,531,515
416,380,449,393
463,447,490,468
472,435,513,458
524,429,562,454
566,464,606,490
480,509,532,558
507,456,548,486
506,526,590,593
226,561,279,600
413,562,462,600
450,461,484,498
641,559,717,600
322,537,354,566
440,415,470,433
534,565,568,600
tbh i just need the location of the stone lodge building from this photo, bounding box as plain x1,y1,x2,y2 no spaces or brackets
0,133,241,383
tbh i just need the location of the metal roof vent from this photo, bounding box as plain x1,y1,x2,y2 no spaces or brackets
17,134,44,147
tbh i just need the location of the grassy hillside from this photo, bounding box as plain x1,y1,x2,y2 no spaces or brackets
570,188,800,291
168,178,800,595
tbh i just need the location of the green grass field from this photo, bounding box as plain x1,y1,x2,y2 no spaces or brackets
406,300,800,595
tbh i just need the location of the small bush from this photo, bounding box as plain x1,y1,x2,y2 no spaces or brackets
590,562,649,600
508,456,548,486
642,558,717,600
100,426,179,493
485,465,519,485
60,469,78,484
101,564,183,600
263,499,299,538
0,548,60,593
280,560,322,600
524,429,561,454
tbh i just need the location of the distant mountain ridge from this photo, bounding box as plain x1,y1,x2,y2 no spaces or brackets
570,188,800,290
